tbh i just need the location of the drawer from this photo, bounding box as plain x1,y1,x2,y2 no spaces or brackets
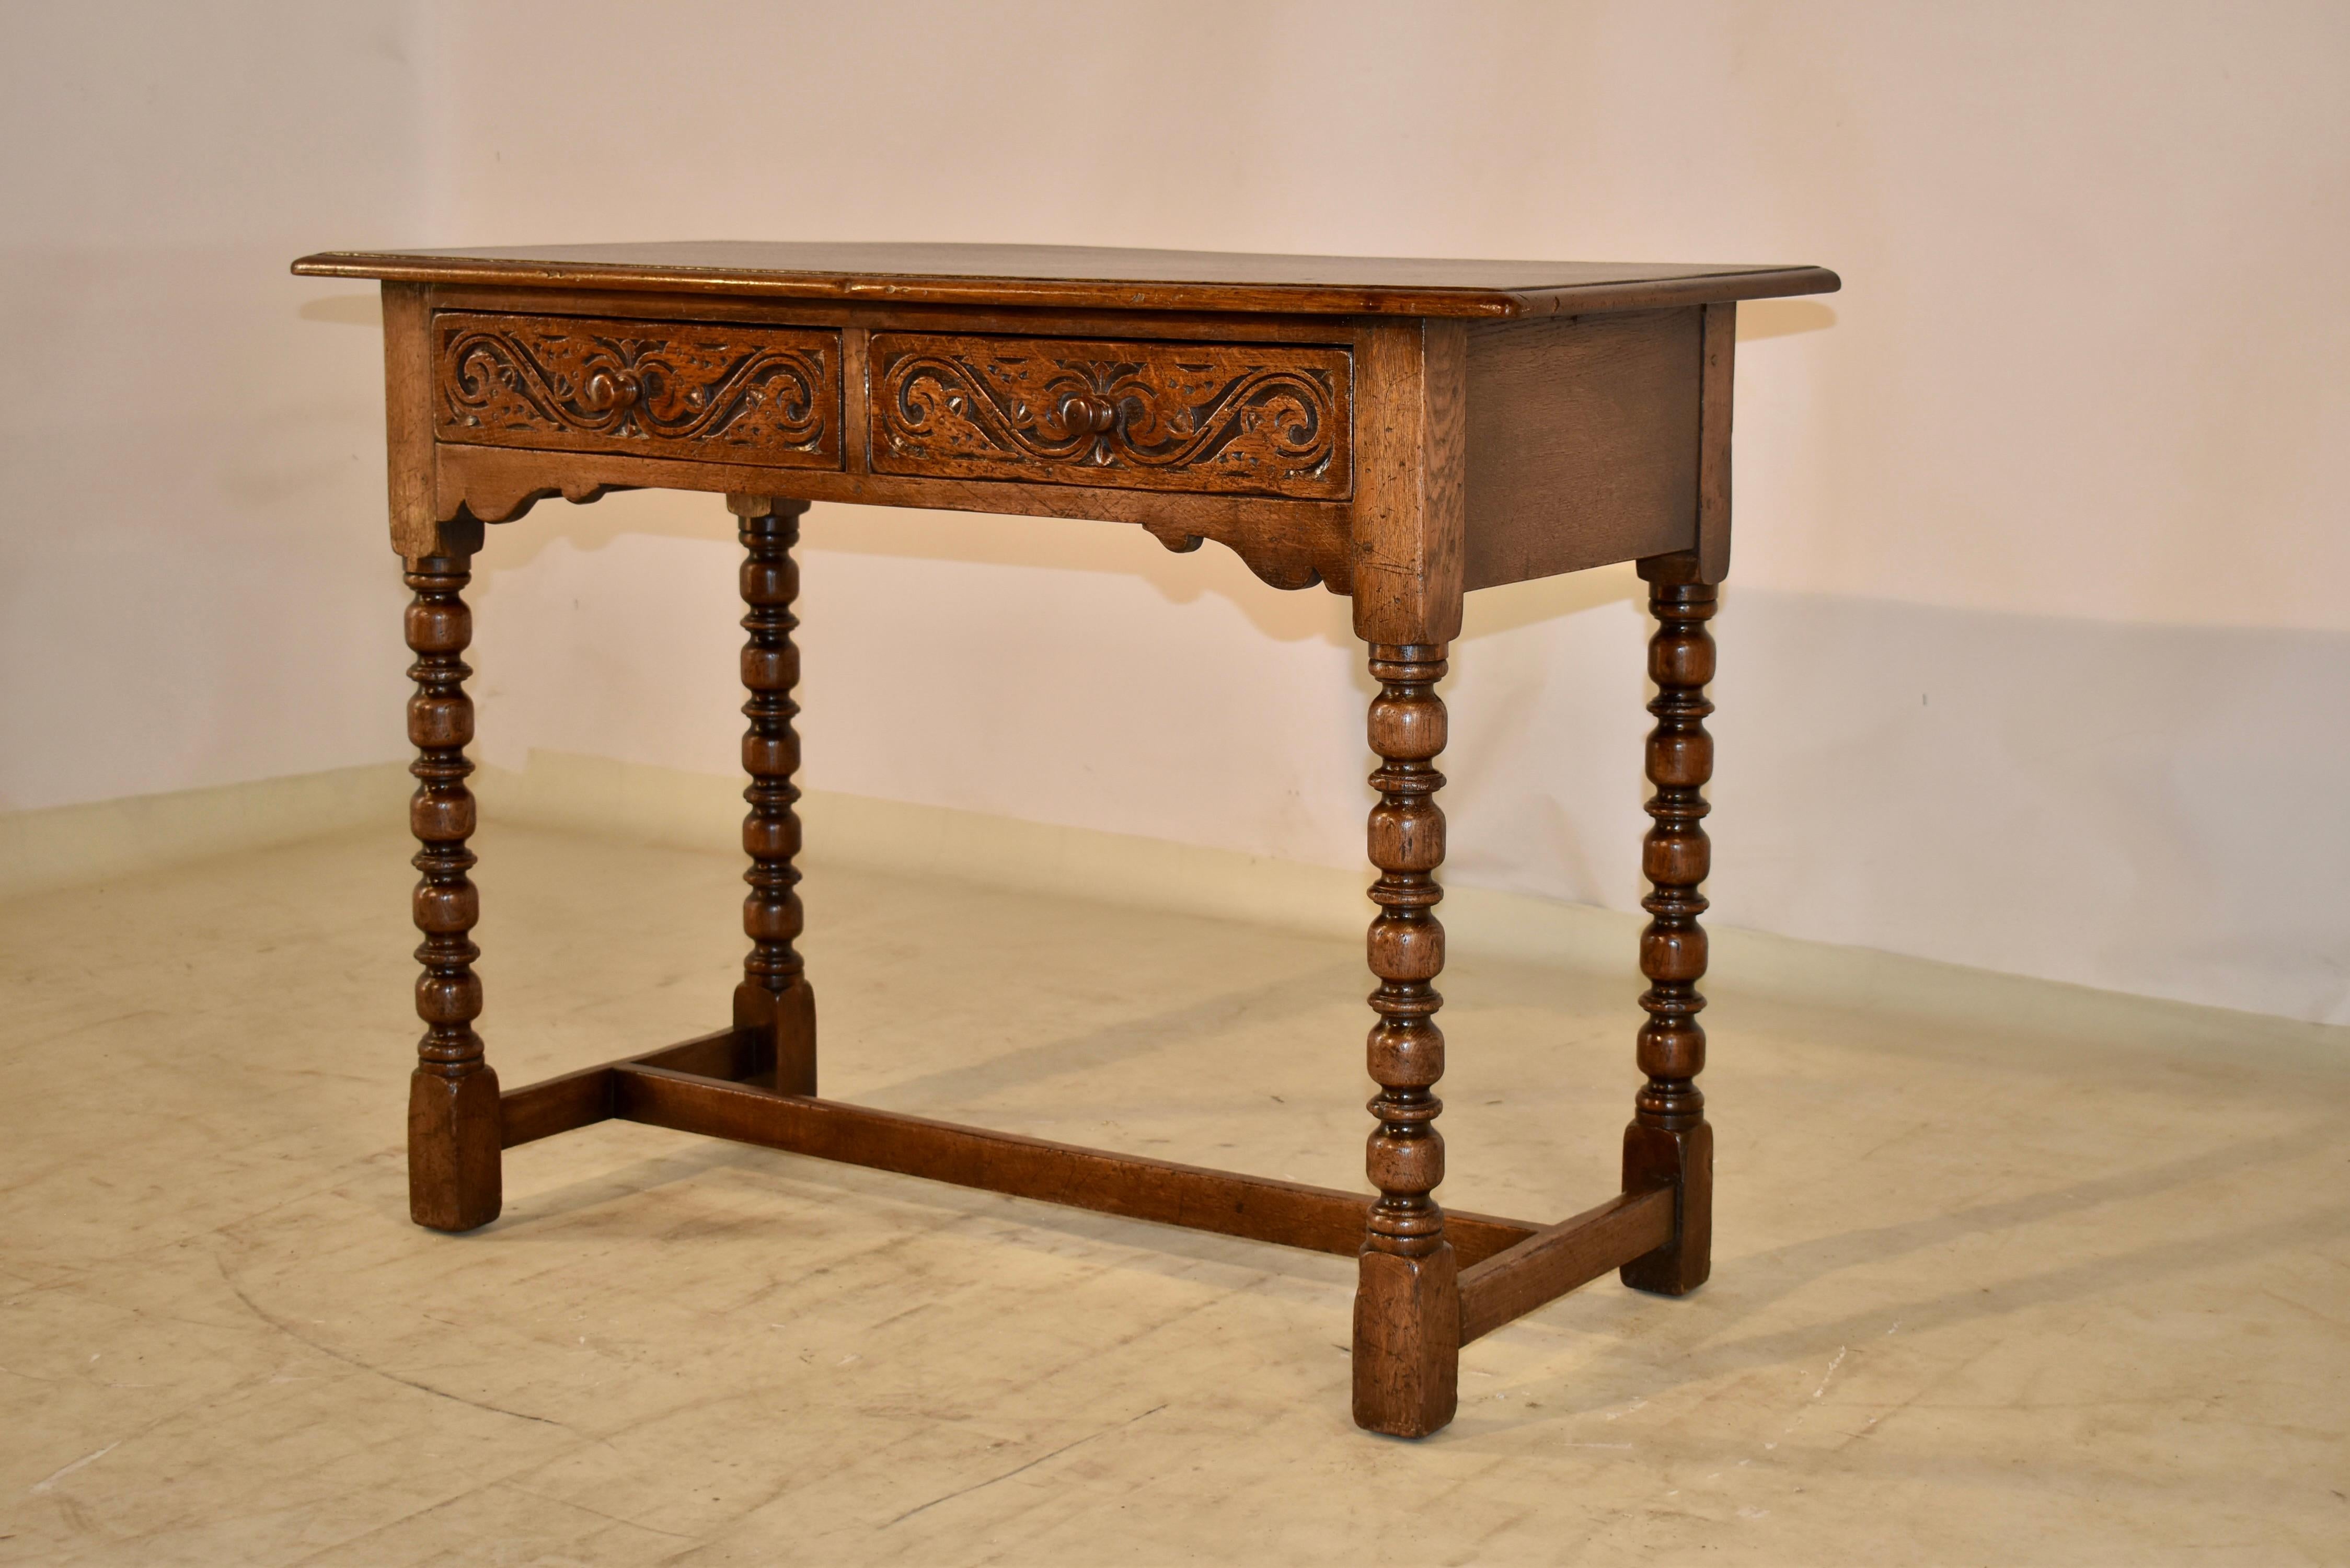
868,332,1351,499
433,312,842,468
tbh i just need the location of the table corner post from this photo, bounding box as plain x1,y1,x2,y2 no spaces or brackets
402,538,499,1231
730,492,817,1096
1346,316,1467,1437
1352,640,1460,1438
1621,550,1717,1294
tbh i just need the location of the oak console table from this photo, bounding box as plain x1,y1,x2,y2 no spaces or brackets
291,242,1839,1438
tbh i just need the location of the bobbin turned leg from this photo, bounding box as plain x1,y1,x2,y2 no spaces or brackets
729,495,816,1094
1622,557,1716,1294
1353,642,1459,1437
405,553,499,1231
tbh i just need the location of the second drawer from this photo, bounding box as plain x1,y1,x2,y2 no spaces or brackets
868,332,1352,499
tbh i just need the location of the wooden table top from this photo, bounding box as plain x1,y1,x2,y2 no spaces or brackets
292,241,1839,319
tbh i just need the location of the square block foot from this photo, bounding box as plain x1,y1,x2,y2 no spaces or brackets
1353,1243,1459,1437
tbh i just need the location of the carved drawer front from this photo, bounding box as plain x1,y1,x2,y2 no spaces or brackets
433,312,841,468
869,333,1352,499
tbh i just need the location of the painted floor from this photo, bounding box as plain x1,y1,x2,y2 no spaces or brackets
3,822,2346,1564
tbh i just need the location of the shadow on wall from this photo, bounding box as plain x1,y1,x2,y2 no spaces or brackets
298,290,2342,1023
1737,299,1837,341
465,509,2350,1025
297,292,383,328
1698,593,2350,1024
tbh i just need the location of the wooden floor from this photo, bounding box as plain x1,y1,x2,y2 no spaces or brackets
3,821,2345,1565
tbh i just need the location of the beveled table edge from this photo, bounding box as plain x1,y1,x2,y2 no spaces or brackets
291,251,1842,319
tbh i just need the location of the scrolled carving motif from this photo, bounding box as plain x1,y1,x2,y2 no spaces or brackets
445,332,819,443
434,312,842,468
870,332,1352,499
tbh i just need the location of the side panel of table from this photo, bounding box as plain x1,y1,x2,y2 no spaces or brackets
1459,307,1716,591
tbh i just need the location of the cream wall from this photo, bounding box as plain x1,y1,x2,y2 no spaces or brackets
0,4,430,806
5,3,2345,1022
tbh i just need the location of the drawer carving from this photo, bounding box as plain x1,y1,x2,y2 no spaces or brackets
433,312,840,468
869,333,1351,499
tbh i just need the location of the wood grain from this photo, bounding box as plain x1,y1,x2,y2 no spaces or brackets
382,284,438,557
402,555,499,1231
1355,1247,1458,1438
498,1027,750,1148
1460,308,1701,590
432,442,1357,593
605,1064,1540,1264
1456,1189,1673,1343
1621,562,1718,1295
731,493,817,1096
423,282,1373,344
433,311,842,469
1354,641,1459,1435
1696,303,1736,583
868,332,1352,499
383,284,484,560
322,237,1833,1436
1351,319,1466,644
297,241,1840,319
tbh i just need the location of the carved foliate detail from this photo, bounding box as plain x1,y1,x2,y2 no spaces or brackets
870,332,1352,498
434,312,842,468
